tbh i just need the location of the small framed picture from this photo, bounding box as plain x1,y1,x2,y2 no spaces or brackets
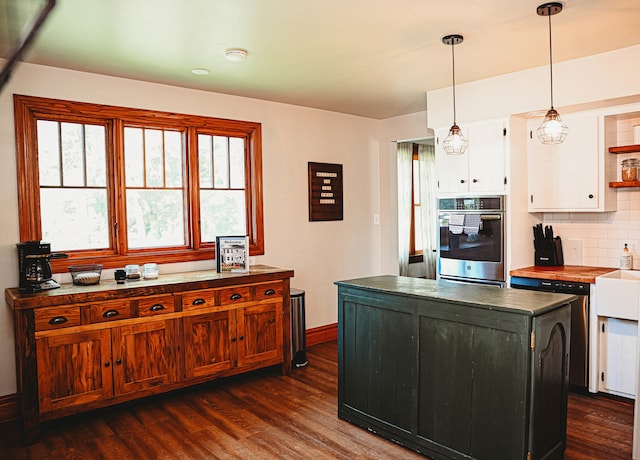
215,236,249,273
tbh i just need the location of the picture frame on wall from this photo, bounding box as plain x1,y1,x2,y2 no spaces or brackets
215,236,249,273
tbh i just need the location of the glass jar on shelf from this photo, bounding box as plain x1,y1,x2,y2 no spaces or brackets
621,158,639,182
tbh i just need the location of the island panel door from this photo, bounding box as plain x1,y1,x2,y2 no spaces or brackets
340,299,415,433
529,304,570,460
418,311,530,459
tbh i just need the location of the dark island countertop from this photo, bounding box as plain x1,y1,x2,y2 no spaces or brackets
335,275,576,316
509,265,616,284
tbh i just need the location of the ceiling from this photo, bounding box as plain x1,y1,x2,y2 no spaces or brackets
2,0,640,119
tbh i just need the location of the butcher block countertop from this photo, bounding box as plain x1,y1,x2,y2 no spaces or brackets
509,265,617,284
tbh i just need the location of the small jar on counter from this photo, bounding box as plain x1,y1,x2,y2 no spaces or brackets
621,158,639,182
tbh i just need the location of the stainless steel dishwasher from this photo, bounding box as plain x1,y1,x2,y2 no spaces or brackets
510,276,589,391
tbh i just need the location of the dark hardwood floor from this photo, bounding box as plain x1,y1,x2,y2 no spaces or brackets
0,341,633,459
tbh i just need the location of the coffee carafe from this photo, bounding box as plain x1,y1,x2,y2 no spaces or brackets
17,241,67,292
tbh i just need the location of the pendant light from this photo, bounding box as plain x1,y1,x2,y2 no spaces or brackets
442,34,468,155
536,2,568,144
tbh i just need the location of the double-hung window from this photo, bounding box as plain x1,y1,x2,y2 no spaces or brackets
14,95,264,271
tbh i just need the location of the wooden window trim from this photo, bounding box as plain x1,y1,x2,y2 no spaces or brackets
13,94,264,272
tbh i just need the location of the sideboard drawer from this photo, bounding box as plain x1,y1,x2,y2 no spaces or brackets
89,300,131,323
255,282,283,301
138,295,175,317
35,306,81,331
182,290,216,310
219,286,252,305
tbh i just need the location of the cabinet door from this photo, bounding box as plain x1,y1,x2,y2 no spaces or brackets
340,299,415,433
599,317,637,397
418,310,529,459
527,113,599,211
529,304,571,459
183,310,235,378
112,319,178,395
467,120,506,193
238,302,283,367
435,127,470,194
36,329,113,412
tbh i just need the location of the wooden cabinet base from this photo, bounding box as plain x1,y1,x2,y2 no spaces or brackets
6,266,293,445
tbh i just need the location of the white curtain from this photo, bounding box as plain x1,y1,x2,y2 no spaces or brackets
418,143,437,279
397,142,413,276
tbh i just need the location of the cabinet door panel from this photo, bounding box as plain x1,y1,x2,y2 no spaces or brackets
467,121,505,193
418,315,527,459
184,310,234,378
36,329,112,412
341,300,415,433
239,302,283,366
112,320,178,394
435,127,469,194
601,318,637,397
528,114,599,211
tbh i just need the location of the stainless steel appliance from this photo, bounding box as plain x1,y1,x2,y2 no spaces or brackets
437,196,505,286
510,276,589,391
17,241,67,292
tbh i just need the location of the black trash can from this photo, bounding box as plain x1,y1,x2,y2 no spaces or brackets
290,288,308,368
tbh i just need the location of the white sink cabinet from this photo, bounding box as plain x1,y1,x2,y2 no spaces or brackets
595,270,640,399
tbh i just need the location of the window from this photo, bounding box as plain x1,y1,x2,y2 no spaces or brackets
409,146,423,263
14,95,264,271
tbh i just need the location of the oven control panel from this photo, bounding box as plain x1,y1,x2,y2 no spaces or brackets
438,196,504,211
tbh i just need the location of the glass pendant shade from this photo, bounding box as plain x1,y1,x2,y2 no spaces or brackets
537,108,568,144
443,123,468,155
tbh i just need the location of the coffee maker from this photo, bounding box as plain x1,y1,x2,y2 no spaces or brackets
17,241,67,292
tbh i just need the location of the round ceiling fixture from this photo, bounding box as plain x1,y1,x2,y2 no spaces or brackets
225,48,248,62
191,68,210,76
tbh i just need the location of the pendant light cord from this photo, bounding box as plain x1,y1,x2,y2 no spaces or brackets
547,10,554,109
451,41,457,124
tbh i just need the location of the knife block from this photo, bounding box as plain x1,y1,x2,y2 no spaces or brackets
535,238,564,266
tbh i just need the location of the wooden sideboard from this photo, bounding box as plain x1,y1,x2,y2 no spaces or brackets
5,265,294,444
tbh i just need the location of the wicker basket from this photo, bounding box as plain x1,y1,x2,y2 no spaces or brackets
68,264,103,286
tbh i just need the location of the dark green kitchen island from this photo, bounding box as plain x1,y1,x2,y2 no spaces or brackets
335,275,575,460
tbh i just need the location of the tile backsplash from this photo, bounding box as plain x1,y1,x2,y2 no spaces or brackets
544,116,640,270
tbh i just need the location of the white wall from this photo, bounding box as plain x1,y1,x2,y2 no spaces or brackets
0,63,384,396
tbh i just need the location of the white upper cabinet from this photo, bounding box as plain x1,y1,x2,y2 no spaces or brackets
527,111,616,212
435,118,507,195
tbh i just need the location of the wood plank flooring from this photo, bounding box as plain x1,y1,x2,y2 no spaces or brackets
0,341,634,459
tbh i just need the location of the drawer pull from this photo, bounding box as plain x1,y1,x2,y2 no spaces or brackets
264,289,276,296
150,304,165,312
192,298,206,306
48,316,68,325
231,337,237,342
103,309,120,318
239,335,244,341
230,293,242,301
115,358,122,365
104,362,110,368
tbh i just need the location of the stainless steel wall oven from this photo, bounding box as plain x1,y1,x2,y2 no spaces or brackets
437,196,505,286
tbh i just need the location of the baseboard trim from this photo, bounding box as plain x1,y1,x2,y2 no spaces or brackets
0,393,17,423
306,323,337,347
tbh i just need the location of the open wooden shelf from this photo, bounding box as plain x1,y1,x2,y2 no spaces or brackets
609,144,640,154
609,181,640,188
